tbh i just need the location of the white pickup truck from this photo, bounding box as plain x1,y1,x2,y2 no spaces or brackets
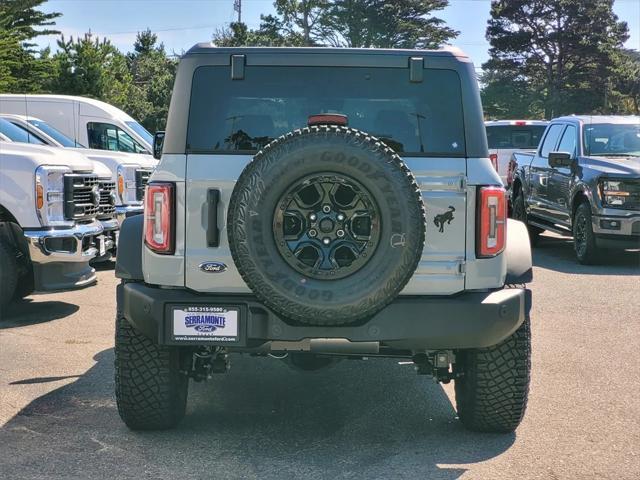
0,141,106,311
0,113,157,225
485,120,548,188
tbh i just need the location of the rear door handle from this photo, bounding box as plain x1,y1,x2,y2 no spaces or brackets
207,189,220,247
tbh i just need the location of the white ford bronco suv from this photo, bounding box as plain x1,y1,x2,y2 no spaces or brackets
114,46,534,433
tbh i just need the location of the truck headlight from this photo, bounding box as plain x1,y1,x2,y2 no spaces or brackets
600,180,633,207
117,164,141,205
35,165,73,226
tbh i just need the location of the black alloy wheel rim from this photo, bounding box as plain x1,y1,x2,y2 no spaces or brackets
574,212,587,256
273,173,381,280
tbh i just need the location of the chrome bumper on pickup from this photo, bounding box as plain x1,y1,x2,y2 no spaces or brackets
23,220,104,291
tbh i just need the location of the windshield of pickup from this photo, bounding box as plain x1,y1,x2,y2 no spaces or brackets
584,123,640,157
187,66,466,157
27,119,85,148
0,118,45,145
486,125,546,149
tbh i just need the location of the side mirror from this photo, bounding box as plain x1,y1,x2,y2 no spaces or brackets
548,151,573,168
153,131,165,160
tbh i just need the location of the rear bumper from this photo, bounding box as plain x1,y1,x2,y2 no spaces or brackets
23,221,103,291
118,282,531,350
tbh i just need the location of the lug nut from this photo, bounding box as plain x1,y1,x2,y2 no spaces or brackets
309,229,317,238
337,214,345,221
322,205,331,214
336,229,345,238
309,213,317,221
322,238,331,245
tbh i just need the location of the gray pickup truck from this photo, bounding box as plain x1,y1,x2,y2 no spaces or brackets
510,115,640,263
114,46,534,433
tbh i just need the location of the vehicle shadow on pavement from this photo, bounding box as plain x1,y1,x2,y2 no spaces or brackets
0,348,515,480
0,300,79,327
533,234,640,275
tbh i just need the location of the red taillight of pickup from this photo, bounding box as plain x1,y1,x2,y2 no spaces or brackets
144,182,175,254
489,153,498,173
476,186,507,258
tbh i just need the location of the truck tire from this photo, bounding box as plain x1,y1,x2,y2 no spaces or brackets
454,314,531,433
228,125,426,326
0,238,18,313
573,202,600,264
13,271,34,301
114,315,188,430
511,189,542,246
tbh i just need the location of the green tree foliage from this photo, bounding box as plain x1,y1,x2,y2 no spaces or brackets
125,29,178,131
322,0,457,48
482,0,629,119
213,15,305,47
274,0,330,46
611,49,640,115
0,0,60,92
50,32,134,108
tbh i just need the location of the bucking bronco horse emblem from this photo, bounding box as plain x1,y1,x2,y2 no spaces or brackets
433,206,455,233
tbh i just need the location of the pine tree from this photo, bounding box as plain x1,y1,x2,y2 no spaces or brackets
482,0,629,118
0,0,61,92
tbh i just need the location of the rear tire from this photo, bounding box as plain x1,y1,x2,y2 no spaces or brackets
454,315,531,433
573,202,599,264
0,238,18,314
114,315,188,430
511,189,542,246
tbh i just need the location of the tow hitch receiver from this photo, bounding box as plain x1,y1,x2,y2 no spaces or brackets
413,351,460,383
184,347,230,381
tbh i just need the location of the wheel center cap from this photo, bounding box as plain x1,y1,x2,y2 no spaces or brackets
319,218,334,233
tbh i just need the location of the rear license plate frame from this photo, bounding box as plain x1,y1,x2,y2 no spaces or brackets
165,304,246,346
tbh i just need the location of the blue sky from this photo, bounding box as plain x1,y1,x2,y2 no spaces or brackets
39,0,640,68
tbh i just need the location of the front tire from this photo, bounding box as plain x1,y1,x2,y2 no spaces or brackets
114,315,188,430
0,238,18,314
454,315,531,433
573,202,599,264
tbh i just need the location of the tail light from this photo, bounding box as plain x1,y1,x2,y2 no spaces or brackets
144,182,174,254
477,186,506,258
489,153,498,173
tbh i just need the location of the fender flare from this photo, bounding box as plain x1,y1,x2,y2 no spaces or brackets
115,214,144,281
505,218,533,284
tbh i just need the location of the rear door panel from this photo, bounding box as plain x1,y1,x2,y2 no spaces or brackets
184,155,467,295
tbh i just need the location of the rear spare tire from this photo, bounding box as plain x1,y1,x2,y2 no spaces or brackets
228,125,425,325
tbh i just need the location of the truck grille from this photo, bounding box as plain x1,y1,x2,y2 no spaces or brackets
64,174,100,222
135,169,153,201
98,180,117,219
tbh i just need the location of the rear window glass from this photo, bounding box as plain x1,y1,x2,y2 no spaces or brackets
486,125,546,149
187,66,466,156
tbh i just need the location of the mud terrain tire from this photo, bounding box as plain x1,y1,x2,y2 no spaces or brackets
114,315,188,430
454,314,531,433
228,125,425,326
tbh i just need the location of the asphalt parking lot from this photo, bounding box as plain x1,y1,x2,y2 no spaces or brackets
0,233,639,480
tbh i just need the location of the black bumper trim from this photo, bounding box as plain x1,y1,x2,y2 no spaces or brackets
118,283,531,350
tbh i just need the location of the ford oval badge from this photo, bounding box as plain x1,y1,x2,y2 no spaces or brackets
199,262,227,273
